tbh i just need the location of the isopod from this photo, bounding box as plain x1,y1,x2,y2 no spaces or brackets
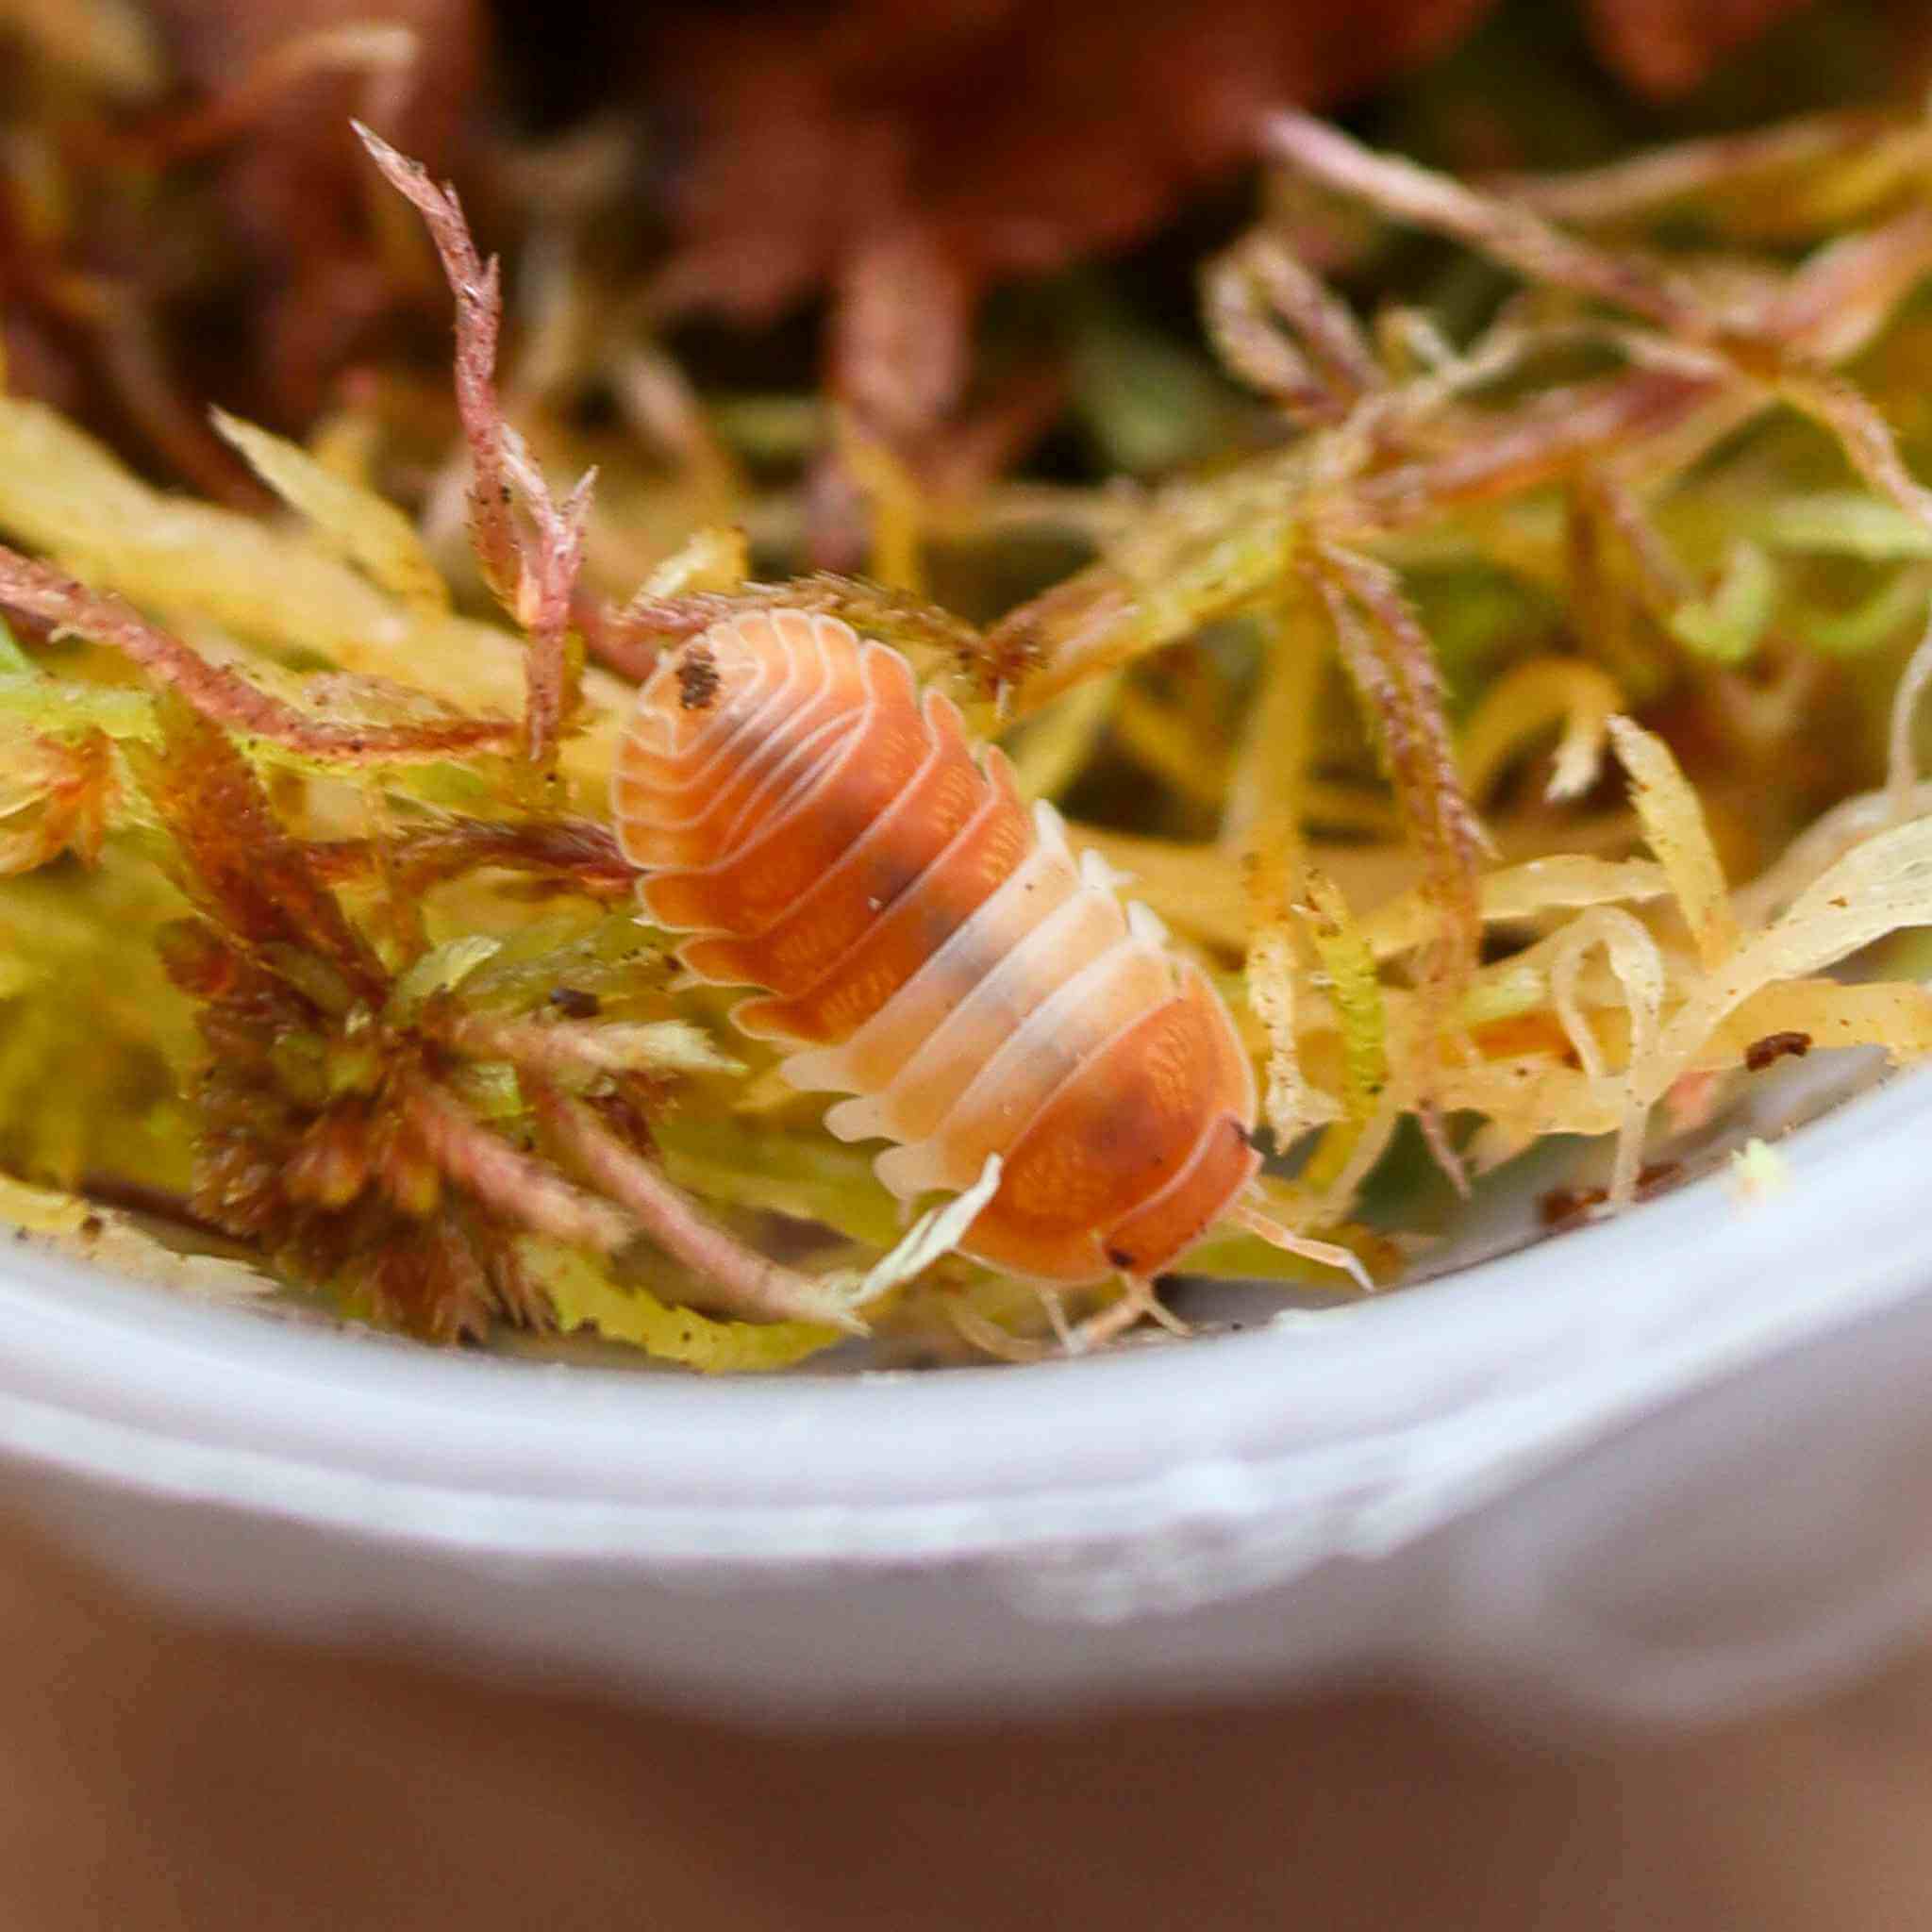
612,608,1359,1321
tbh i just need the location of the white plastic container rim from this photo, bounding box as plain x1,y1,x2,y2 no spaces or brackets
0,1064,1928,1725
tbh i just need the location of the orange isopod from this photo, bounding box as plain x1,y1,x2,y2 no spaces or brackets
612,608,1339,1297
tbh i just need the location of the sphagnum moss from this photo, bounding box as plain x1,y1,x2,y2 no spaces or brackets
6,102,1932,1364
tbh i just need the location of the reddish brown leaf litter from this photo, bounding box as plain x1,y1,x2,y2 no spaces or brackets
140,0,485,419
1539,1160,1684,1229
1584,0,1814,96
0,0,1906,504
642,0,1488,437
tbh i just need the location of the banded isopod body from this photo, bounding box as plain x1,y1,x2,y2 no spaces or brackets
610,609,1267,1287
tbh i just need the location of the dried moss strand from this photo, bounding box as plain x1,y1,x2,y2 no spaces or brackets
0,545,514,761
1309,545,1485,990
1757,205,1932,364
503,436,594,767
1775,367,1932,541
400,1076,634,1256
1492,110,1895,226
1353,368,1721,532
531,1083,866,1331
357,125,599,772
353,123,521,611
600,575,993,694
128,694,391,999
307,817,633,898
1262,110,1706,336
1203,232,1379,422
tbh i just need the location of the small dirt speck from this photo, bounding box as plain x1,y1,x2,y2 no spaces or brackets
676,644,721,711
1744,1029,1810,1073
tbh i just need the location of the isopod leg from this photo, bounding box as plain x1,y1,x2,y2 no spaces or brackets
944,1301,1051,1363
1035,1287,1076,1351
1229,1190,1374,1292
1067,1275,1190,1354
946,1282,1178,1362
